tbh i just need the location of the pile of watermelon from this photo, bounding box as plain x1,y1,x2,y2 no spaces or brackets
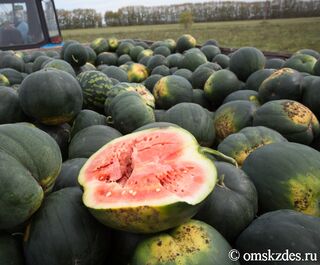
1,34,320,265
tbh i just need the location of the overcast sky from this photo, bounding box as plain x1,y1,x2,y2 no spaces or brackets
54,0,260,13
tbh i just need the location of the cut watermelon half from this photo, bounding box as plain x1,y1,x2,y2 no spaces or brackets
79,127,217,233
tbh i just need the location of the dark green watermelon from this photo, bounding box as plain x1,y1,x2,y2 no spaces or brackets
195,161,258,243
24,187,112,265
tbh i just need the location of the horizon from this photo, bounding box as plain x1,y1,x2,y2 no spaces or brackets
54,0,264,13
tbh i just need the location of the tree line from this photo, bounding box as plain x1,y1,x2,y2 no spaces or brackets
58,9,102,29
57,0,320,29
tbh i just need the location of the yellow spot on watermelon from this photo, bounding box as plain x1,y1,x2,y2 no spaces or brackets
289,175,320,216
282,101,313,125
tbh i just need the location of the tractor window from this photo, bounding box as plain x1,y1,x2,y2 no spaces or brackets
0,1,44,48
42,0,59,37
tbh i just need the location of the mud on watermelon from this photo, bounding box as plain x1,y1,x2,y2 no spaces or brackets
78,127,229,233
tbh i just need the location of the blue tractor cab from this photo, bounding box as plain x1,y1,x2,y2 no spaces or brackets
0,0,62,50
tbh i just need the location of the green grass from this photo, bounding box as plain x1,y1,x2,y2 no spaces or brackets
62,17,320,53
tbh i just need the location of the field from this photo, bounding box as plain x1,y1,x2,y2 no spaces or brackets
62,17,320,53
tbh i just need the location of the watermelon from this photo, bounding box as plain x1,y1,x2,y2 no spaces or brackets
176,34,196,53
137,49,154,62
109,91,156,134
212,54,230,69
63,43,88,68
191,66,215,90
101,66,128,82
110,230,149,265
229,47,266,81
151,65,171,76
70,109,108,138
69,125,122,159
0,68,24,85
24,188,112,265
223,90,260,106
147,55,168,73
0,124,61,230
60,40,79,59
163,103,215,147
127,63,149,83
236,210,320,264
85,46,97,65
265,58,285,69
78,127,217,233
314,58,320,76
34,123,71,161
253,100,320,145
19,69,83,125
245,69,276,92
195,162,258,243
43,59,76,77
104,82,155,116
32,55,51,72
153,75,193,110
77,71,113,112
79,64,97,75
204,69,241,108
107,37,119,51
258,68,303,103
217,126,287,166
283,53,317,74
192,89,211,109
0,233,24,265
167,53,183,68
242,142,320,216
0,74,10,86
302,76,320,118
154,46,171,57
96,52,118,66
173,68,193,82
130,46,145,62
0,87,26,124
201,45,221,61
116,42,135,56
296,49,320,59
0,54,24,72
214,100,258,142
118,54,132,65
53,158,88,191
131,220,239,265
90,38,109,54
180,50,208,72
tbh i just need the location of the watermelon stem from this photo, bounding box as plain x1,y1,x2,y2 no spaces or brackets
106,116,114,125
201,147,238,167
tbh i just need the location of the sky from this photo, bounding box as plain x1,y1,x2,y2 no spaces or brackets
54,0,260,13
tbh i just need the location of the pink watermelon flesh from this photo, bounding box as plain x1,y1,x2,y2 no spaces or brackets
80,128,215,208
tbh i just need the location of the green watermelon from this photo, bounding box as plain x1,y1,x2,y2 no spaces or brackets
131,220,239,265
0,124,61,230
77,70,113,112
242,142,320,216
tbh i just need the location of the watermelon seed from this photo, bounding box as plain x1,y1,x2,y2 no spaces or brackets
156,188,161,192
106,191,112,197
